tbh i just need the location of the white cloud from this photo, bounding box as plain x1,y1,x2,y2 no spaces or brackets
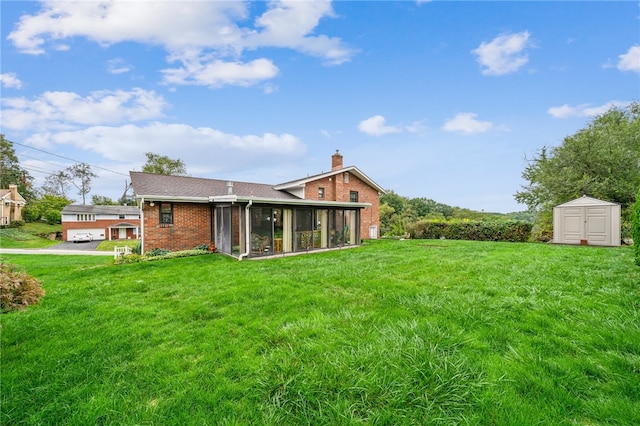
357,115,425,137
0,73,23,89
1,88,167,131
161,58,279,88
442,113,493,134
23,123,305,174
247,0,354,66
107,58,132,75
358,115,402,136
472,31,532,76
547,101,631,118
617,45,640,73
7,0,354,87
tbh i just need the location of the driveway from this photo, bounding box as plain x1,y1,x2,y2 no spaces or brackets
46,240,102,251
0,240,113,256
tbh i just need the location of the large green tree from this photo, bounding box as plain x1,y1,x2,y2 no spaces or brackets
142,152,187,176
515,102,640,219
0,135,35,200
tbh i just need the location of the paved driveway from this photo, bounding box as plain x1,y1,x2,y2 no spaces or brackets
46,240,102,250
0,240,113,256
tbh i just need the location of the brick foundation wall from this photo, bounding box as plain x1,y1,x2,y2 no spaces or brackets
142,203,211,252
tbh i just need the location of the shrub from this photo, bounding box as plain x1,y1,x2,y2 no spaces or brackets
530,210,553,243
407,219,532,243
113,248,212,265
0,263,45,313
44,209,61,225
113,254,144,265
147,248,171,257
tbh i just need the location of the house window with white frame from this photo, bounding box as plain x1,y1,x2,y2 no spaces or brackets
318,187,325,199
350,191,359,203
76,214,96,222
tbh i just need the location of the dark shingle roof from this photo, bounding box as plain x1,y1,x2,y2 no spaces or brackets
129,172,299,200
61,205,140,215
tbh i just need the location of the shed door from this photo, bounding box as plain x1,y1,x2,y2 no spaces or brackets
586,206,610,246
561,207,584,244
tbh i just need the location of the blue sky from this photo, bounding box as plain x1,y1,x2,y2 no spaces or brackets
1,1,638,212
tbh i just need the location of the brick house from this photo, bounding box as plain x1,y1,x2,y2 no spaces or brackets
130,151,385,258
61,205,141,241
0,184,26,226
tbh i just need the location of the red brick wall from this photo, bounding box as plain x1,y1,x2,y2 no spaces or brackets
142,202,211,252
305,172,380,239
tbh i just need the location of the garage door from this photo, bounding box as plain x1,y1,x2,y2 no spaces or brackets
67,228,106,241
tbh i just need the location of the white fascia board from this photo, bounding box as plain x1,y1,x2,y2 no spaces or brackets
233,196,371,208
137,194,370,208
136,195,210,203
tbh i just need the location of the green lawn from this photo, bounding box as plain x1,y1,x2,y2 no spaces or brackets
0,222,61,249
2,240,639,425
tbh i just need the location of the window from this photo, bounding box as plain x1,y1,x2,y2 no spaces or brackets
344,172,350,183
76,214,95,222
160,203,173,226
119,214,125,219
318,187,325,199
350,191,359,203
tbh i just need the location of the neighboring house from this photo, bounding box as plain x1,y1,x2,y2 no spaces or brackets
61,205,141,242
0,184,26,226
130,151,385,258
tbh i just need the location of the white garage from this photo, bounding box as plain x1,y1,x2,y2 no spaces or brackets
553,196,621,247
67,228,106,241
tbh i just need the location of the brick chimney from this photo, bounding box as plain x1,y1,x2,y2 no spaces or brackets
9,184,18,201
331,150,343,171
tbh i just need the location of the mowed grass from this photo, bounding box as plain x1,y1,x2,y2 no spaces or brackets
2,240,639,425
0,224,61,249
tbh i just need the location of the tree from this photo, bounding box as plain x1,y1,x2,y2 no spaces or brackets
142,152,187,176
42,170,71,198
516,102,640,219
22,194,72,224
0,135,35,200
67,163,97,205
632,187,640,266
380,191,406,215
91,195,118,205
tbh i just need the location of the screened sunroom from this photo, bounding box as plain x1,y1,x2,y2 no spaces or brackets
212,198,366,259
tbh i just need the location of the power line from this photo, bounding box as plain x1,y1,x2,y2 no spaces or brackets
12,140,129,177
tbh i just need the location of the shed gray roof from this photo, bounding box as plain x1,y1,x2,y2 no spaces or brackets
129,172,299,201
61,205,140,215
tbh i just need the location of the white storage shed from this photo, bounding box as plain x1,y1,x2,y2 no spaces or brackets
553,195,621,247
